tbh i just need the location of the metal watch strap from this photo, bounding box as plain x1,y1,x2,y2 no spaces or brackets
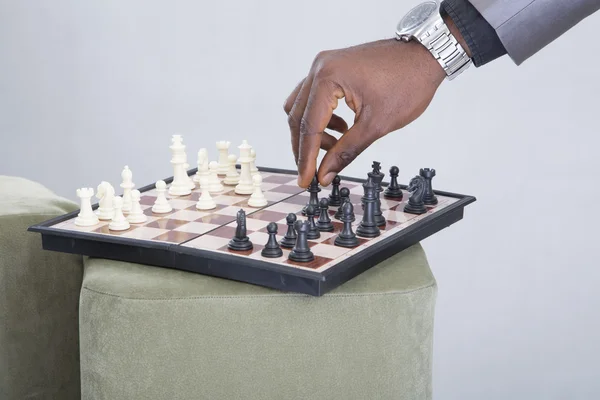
417,20,471,80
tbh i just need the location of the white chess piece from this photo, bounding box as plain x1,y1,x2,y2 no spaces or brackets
235,140,254,195
75,188,99,226
109,196,130,231
196,176,216,210
216,141,231,175
120,166,135,212
223,154,240,185
207,161,224,193
152,180,173,213
169,135,192,196
194,148,209,183
95,181,115,220
250,148,259,177
248,174,267,208
127,189,147,223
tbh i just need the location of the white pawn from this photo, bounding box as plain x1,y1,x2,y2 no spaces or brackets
207,161,224,193
196,176,216,210
127,190,147,223
223,154,240,185
109,196,130,231
248,174,267,208
75,188,99,226
152,180,173,214
194,148,209,183
95,181,115,220
250,148,259,177
120,166,135,212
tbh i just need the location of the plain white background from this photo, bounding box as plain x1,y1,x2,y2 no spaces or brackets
1,1,599,398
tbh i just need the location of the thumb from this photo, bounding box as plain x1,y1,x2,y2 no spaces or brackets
317,120,379,186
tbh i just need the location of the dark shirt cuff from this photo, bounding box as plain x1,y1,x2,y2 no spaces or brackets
440,0,506,67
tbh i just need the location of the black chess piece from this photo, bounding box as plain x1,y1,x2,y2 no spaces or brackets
334,187,350,220
279,213,297,249
419,168,438,205
334,201,359,248
368,162,386,227
305,205,320,239
404,175,428,215
328,175,342,207
384,166,403,199
288,220,315,262
228,209,253,251
356,177,381,238
302,175,321,216
261,222,283,258
316,198,334,232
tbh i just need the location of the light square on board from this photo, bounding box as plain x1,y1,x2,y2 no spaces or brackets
55,219,109,233
120,226,170,241
184,235,230,251
247,231,271,247
310,243,352,259
266,201,303,215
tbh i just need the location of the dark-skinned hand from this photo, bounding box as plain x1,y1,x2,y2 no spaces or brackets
283,16,469,188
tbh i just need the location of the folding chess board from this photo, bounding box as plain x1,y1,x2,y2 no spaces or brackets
29,167,476,296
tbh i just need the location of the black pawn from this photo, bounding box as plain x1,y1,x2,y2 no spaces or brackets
288,220,314,262
384,166,403,199
334,187,350,220
305,205,320,240
328,175,342,207
279,213,297,249
302,175,321,216
228,209,253,251
261,222,283,258
356,178,380,238
420,168,438,205
316,198,334,232
334,201,359,248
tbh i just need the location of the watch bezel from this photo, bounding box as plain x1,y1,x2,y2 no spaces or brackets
395,1,440,40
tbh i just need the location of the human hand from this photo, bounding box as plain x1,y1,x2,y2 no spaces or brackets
284,17,467,188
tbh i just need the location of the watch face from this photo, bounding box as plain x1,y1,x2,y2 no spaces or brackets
397,1,438,33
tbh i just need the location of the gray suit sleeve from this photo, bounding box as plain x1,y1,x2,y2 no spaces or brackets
469,0,600,65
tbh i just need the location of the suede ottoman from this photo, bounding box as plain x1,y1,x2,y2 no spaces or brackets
80,243,437,400
0,176,83,399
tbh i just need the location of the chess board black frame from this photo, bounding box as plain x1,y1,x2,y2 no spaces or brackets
28,167,476,296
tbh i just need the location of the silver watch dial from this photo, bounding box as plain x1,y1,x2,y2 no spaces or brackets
397,1,438,33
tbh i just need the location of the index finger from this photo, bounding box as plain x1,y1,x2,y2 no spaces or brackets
297,79,344,188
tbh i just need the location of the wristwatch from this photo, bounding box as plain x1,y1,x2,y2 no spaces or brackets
395,1,471,80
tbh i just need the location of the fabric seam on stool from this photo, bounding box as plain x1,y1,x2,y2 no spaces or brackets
81,283,437,301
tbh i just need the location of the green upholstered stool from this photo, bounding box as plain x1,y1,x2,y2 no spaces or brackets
0,176,83,399
80,245,436,400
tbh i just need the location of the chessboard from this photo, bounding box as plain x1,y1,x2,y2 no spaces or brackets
29,137,476,296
